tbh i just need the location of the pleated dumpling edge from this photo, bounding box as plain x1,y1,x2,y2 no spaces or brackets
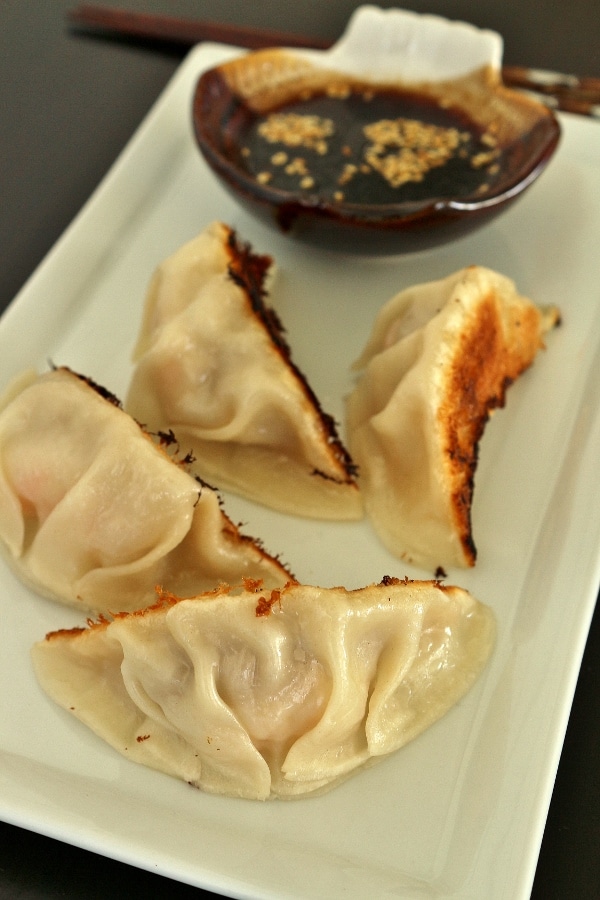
31,577,495,800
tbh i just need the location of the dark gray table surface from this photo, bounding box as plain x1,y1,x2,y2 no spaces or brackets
1,2,599,897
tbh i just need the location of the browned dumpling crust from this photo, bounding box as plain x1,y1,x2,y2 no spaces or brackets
347,266,560,569
126,222,362,521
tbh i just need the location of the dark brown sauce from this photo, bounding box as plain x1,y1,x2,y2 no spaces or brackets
230,87,504,205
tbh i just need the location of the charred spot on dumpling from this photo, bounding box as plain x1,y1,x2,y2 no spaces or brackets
224,226,287,347
180,450,197,467
224,226,296,364
44,625,87,640
225,225,359,489
439,289,546,566
311,463,357,486
60,366,123,409
319,411,360,480
155,428,179,449
255,588,282,617
242,577,265,592
225,225,272,294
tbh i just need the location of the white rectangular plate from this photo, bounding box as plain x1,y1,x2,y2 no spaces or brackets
1,44,600,900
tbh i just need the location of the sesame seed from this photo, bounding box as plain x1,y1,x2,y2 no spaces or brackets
471,149,500,169
257,113,334,152
285,157,309,176
362,117,464,188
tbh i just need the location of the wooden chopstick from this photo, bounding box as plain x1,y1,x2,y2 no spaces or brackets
67,4,600,117
67,4,331,51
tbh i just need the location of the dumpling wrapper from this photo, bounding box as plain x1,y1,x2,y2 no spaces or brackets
0,367,291,613
125,221,361,521
32,577,495,800
346,266,560,569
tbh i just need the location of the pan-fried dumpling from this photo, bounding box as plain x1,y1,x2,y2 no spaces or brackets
31,577,495,800
0,367,291,613
346,266,560,569
125,221,361,521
